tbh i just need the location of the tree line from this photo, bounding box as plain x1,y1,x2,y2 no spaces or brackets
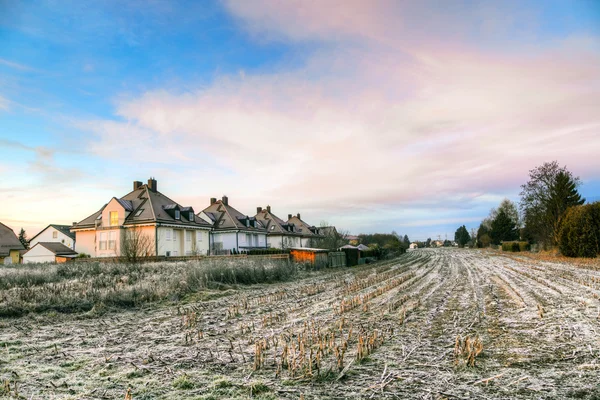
455,161,599,257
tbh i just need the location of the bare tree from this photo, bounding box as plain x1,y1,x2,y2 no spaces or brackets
120,228,154,263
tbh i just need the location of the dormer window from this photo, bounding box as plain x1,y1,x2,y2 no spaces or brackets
189,212,194,221
246,219,250,227
174,210,180,220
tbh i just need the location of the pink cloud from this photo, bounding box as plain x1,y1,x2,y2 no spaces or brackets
77,2,600,232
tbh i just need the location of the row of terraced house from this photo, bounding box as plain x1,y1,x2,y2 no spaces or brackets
66,178,334,258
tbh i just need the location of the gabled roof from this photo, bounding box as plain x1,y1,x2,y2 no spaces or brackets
29,224,76,242
200,199,266,232
255,208,301,236
286,215,323,238
0,222,24,255
73,183,212,230
30,242,78,256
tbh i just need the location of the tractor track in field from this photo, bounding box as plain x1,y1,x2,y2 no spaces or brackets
1,249,599,399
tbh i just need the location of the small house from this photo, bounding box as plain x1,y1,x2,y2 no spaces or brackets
29,224,76,250
0,222,24,265
23,242,78,263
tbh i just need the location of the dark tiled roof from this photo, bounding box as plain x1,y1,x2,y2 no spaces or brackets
200,200,267,232
36,242,78,256
0,222,25,255
255,208,301,236
286,216,324,238
73,184,212,230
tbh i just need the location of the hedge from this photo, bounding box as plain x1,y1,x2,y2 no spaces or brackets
501,241,530,252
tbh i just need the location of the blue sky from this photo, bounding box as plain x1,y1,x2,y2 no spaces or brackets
1,0,599,241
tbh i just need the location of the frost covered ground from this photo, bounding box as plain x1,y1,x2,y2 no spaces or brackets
1,249,599,399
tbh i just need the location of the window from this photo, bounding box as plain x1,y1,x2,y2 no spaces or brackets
246,234,251,245
99,232,107,250
52,231,58,238
220,219,225,225
271,225,275,230
108,231,116,250
135,209,144,217
253,234,258,246
166,229,171,241
173,230,177,241
174,210,180,220
110,211,118,226
197,232,203,242
189,212,194,221
186,231,191,242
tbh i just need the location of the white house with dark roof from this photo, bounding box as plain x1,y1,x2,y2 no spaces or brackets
285,213,324,247
71,178,213,257
23,242,78,263
198,196,268,254
29,224,76,250
254,206,303,248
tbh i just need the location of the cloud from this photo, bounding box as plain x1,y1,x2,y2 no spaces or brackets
77,2,600,233
0,58,36,72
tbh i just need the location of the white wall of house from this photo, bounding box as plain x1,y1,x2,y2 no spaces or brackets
23,244,56,263
96,229,121,258
157,227,210,256
30,227,75,250
300,237,311,247
267,235,301,249
211,232,238,253
74,230,96,256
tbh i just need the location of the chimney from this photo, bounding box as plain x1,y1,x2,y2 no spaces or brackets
72,222,77,226
288,214,292,220
266,205,271,213
147,177,157,192
210,197,217,205
297,213,301,220
133,180,143,190
222,195,228,206
257,207,262,214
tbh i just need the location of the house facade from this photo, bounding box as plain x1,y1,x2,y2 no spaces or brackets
0,222,24,265
29,224,76,250
71,179,212,257
199,196,267,254
285,213,324,247
254,206,303,248
23,242,78,263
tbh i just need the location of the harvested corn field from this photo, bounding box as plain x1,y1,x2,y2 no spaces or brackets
1,249,599,399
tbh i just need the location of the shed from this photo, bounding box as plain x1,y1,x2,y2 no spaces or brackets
23,242,78,264
290,247,329,269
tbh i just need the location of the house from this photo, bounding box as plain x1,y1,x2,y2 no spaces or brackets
254,206,303,249
71,178,213,258
285,213,324,247
29,224,76,250
409,243,418,250
23,242,78,263
0,222,24,265
199,196,267,254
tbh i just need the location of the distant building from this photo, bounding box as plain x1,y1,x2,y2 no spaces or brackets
409,243,418,249
71,178,212,257
346,235,360,245
23,242,78,263
199,196,268,254
29,224,76,250
0,222,24,265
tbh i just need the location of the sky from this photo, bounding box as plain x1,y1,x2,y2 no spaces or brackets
1,0,599,241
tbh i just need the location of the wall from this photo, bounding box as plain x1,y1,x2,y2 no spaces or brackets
157,227,209,256
75,230,96,256
30,227,75,250
23,244,55,263
102,198,129,227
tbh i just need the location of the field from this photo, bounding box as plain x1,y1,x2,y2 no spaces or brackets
1,249,599,399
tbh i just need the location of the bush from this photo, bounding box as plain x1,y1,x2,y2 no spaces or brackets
559,203,600,258
501,241,530,252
